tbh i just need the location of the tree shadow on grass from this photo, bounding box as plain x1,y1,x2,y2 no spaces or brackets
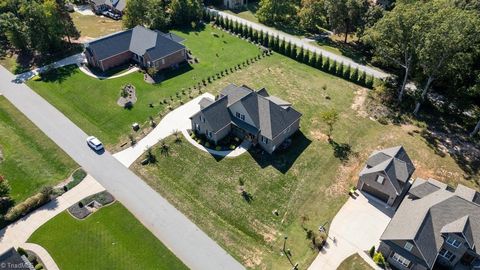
40,65,78,83
328,139,353,163
248,131,311,174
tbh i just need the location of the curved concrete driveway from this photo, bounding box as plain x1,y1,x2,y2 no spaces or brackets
21,243,60,270
308,192,394,270
114,93,216,166
207,8,388,79
0,66,245,270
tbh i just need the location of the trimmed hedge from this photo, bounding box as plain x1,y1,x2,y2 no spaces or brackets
206,10,375,89
5,191,50,221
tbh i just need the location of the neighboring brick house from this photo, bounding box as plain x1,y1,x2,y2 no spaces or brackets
224,0,248,9
89,0,127,14
357,146,415,207
190,84,302,154
85,26,187,72
379,178,480,270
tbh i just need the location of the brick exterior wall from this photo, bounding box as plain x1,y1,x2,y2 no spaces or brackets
149,49,186,71
98,51,133,72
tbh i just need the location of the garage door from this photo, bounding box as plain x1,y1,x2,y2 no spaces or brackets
361,183,389,203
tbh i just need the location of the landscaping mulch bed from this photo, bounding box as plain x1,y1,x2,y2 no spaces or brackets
68,191,115,219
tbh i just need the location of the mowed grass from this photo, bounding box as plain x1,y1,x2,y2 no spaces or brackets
0,97,77,202
338,254,374,270
29,202,188,270
70,13,124,39
28,25,261,146
132,54,475,269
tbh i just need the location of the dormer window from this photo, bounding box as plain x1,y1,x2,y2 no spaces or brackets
446,236,461,248
376,175,385,184
235,112,245,121
404,242,413,252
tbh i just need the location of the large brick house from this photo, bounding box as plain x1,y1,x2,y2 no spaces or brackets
85,26,187,72
190,84,302,154
378,178,480,270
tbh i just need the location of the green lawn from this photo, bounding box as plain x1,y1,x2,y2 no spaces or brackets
0,96,77,202
132,54,474,269
29,202,188,270
28,25,261,147
338,254,374,270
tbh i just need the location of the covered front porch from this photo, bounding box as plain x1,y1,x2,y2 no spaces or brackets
231,118,259,145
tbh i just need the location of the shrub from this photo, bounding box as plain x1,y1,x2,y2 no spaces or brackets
5,191,50,221
35,264,44,270
329,60,337,74
369,246,375,258
17,247,27,256
350,67,359,82
373,252,385,267
230,145,235,150
205,142,210,148
215,146,222,151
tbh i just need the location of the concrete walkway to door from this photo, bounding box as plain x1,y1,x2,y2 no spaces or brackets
308,192,394,270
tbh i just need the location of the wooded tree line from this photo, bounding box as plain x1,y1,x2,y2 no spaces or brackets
0,0,79,56
123,0,204,30
256,0,385,43
256,0,480,135
363,0,480,135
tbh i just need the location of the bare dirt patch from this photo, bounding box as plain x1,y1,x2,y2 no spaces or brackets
351,88,368,117
242,248,264,269
310,129,329,142
325,153,365,197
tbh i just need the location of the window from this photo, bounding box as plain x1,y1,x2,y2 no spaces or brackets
376,175,385,184
161,58,165,65
439,248,455,261
200,116,205,123
392,252,411,268
235,112,245,121
208,131,213,138
195,124,200,131
446,236,461,248
404,242,414,252
261,136,268,144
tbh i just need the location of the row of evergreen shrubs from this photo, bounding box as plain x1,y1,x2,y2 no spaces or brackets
4,187,52,221
204,10,375,89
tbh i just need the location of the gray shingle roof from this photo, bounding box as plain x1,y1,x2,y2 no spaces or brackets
381,180,480,267
199,97,214,109
199,96,231,132
360,146,415,193
193,84,301,138
0,248,32,270
86,26,185,62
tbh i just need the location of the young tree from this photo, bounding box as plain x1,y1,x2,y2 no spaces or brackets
309,52,317,66
274,35,280,51
329,60,337,74
320,108,339,140
413,3,480,115
279,38,286,54
297,46,304,62
304,50,310,64
336,62,344,77
363,2,424,103
316,53,323,69
291,43,298,59
350,67,359,82
259,30,265,44
323,57,330,71
285,41,292,56
298,0,327,33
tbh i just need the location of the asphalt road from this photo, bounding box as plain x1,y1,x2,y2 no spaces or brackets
0,66,245,270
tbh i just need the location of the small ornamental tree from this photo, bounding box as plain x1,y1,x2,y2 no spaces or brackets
233,21,239,34
225,17,230,30
304,50,310,64
297,46,304,62
322,57,330,71
291,44,298,59
279,38,286,55
285,41,292,56
336,62,344,77
366,75,374,88
268,34,274,48
273,35,279,51
316,53,323,69
343,65,352,79
258,30,264,44
252,30,258,42
309,52,317,67
350,67,359,82
329,60,337,74
359,71,367,86
248,26,253,39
